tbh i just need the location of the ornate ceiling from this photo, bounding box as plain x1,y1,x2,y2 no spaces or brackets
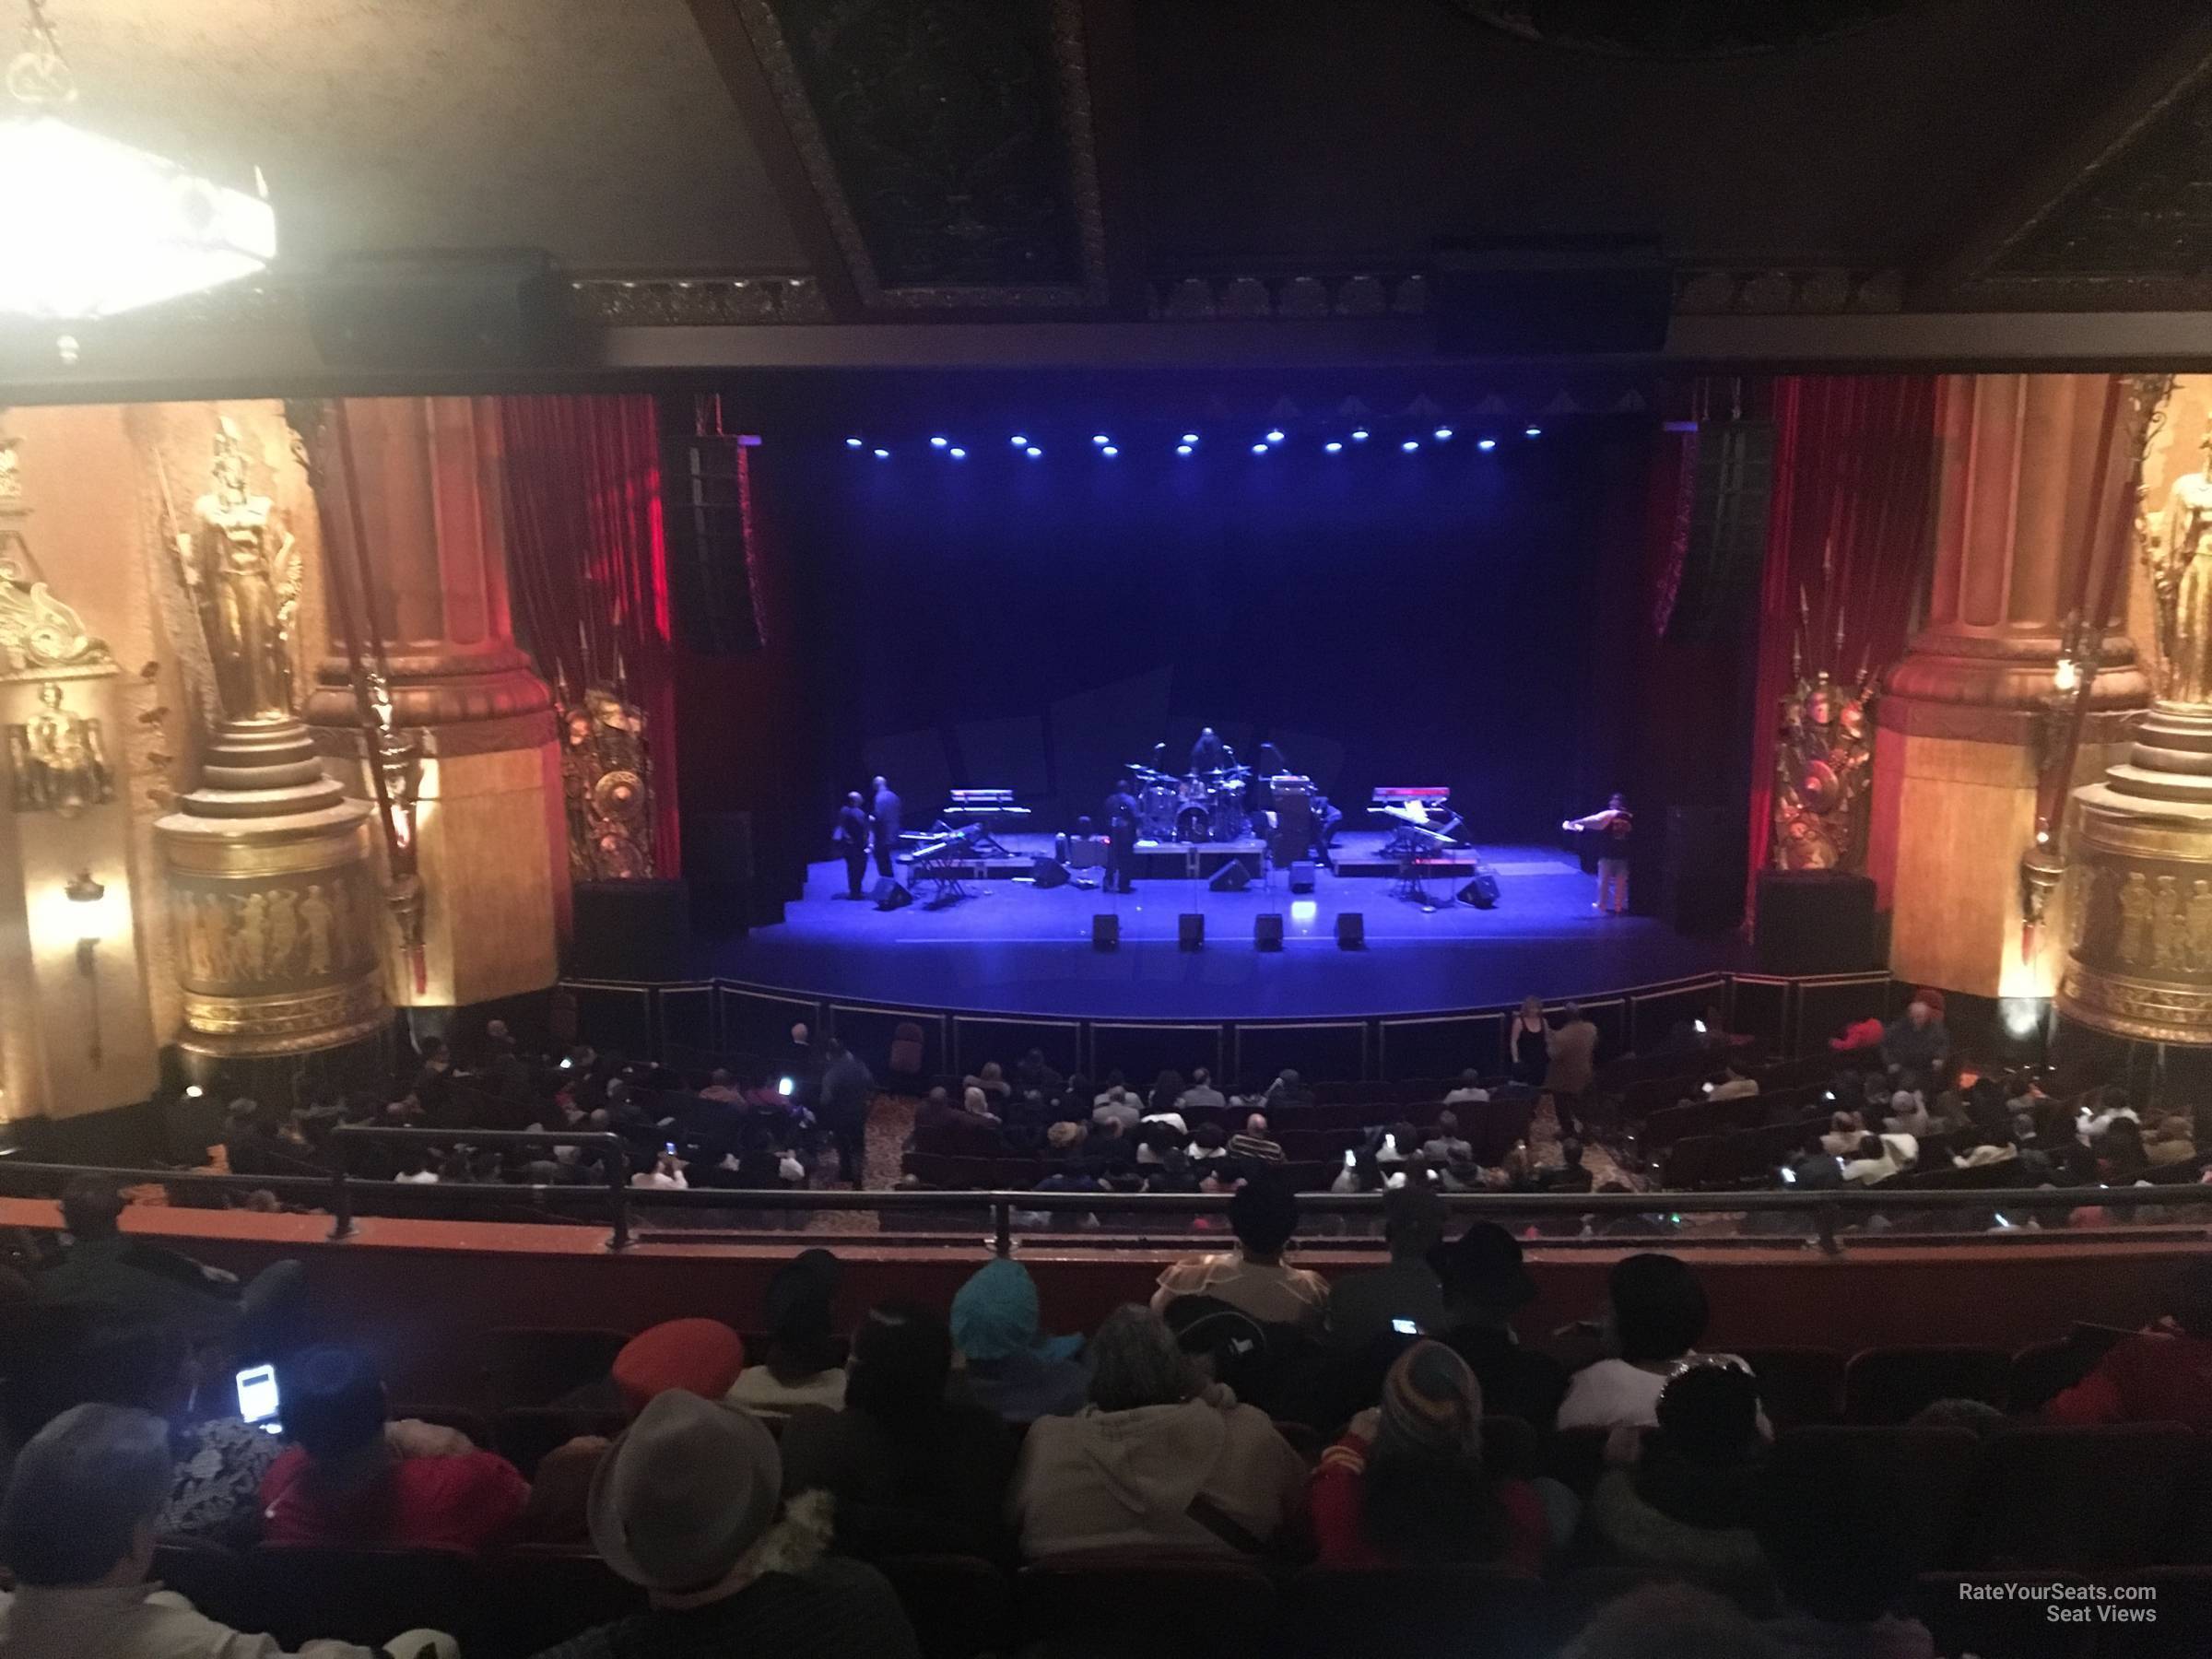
6,0,2212,383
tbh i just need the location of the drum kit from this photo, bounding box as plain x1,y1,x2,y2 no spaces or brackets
1127,759,1256,843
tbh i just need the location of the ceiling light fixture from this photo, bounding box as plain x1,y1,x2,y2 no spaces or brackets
1,0,278,322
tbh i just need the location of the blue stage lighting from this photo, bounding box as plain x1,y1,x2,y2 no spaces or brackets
1524,426,1542,438
845,437,864,449
1324,441,1344,453
1401,440,1419,453
1182,432,1200,444
1433,427,1453,441
1010,434,1029,446
1092,434,1111,446
948,447,967,459
1176,443,1194,456
929,436,948,449
1251,442,1269,454
1101,445,1119,457
1265,429,1286,443
1025,446,1043,458
1350,428,1370,441
1477,438,1498,452
872,448,891,458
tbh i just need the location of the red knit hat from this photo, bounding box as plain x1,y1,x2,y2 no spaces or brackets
612,1318,747,1414
1912,987,1946,1015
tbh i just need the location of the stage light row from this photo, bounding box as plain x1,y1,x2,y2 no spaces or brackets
844,426,1544,457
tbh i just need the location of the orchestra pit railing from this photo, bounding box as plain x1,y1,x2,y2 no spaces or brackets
0,1125,2206,1261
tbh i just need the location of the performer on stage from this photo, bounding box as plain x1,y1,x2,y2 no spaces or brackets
1104,778,1141,893
1189,726,1228,773
869,774,901,878
1563,792,1634,915
834,791,872,899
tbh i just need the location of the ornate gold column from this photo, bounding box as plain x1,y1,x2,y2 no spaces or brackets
0,432,161,1118
300,397,562,1013
1868,374,2148,1002
153,426,388,1071
2064,382,2212,1042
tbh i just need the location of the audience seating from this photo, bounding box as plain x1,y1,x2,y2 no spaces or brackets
875,1553,1015,1659
1842,1343,2012,1424
1276,1564,1562,1659
1960,1423,2196,1569
1013,1550,1278,1658
482,1326,630,1411
491,1405,630,1479
1731,1345,1845,1430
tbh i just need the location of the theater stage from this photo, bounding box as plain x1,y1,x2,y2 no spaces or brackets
707,837,1744,1018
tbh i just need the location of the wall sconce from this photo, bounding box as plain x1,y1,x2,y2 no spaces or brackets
64,867,103,1065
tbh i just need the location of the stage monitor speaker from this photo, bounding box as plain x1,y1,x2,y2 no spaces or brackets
658,402,765,656
1255,913,1285,950
1336,912,1365,949
306,248,571,369
1662,419,1778,643
571,879,691,981
1180,913,1206,950
1289,862,1317,893
1662,806,1746,934
1092,914,1118,950
1208,859,1253,893
1432,235,1670,356
1030,857,1072,888
1755,870,1877,976
1456,866,1501,909
874,879,914,912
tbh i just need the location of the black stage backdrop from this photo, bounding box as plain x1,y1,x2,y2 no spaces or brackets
770,418,1651,843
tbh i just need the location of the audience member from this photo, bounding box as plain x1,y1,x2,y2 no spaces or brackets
1147,1071,1186,1120
0,1403,457,1659
1757,1421,1939,1658
1444,1069,1490,1105
1879,991,1950,1080
1839,1135,1906,1186
531,1390,919,1659
1818,1112,1866,1159
817,1038,876,1188
524,1317,749,1546
1227,1112,1286,1165
962,1061,1011,1104
2046,1260,2212,1428
260,1346,528,1554
1151,1180,1329,1330
1328,1181,1448,1349
1706,1064,1758,1103
1580,1361,1772,1610
38,1176,302,1355
1091,1086,1141,1134
1559,1255,1759,1432
1545,1004,1600,1135
729,1251,850,1418
1421,1112,1474,1165
1430,1223,1570,1432
1007,1306,1305,1559
949,1260,1088,1424
1177,1068,1227,1112
1262,1069,1315,1110
1308,1340,1546,1571
1565,1583,1783,1659
777,1301,1016,1559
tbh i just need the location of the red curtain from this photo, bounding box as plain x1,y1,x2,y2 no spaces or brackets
500,394,681,874
1743,376,1940,913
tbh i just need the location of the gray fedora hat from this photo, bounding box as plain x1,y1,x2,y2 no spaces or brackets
587,1389,782,1592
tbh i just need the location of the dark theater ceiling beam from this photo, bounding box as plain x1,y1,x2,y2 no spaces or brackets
1912,18,2212,313
685,0,1139,319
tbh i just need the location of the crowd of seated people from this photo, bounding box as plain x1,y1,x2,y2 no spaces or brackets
17,1171,2212,1656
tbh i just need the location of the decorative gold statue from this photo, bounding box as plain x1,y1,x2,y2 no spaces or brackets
8,681,113,814
559,686,657,880
1771,668,1877,870
2145,414,2212,704
174,419,300,723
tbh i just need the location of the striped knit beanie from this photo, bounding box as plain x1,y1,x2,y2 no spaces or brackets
1375,1338,1483,1461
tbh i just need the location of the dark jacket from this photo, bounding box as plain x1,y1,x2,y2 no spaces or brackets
870,789,901,843
836,804,871,851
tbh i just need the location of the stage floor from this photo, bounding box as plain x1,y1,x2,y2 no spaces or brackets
708,836,1745,1018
